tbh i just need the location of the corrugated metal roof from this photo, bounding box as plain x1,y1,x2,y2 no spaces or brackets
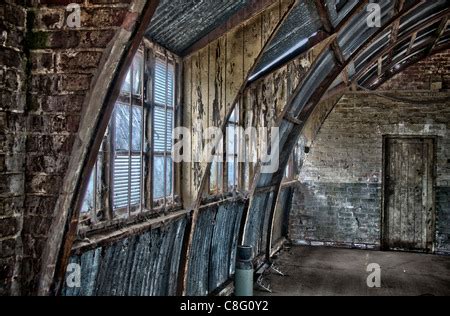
146,0,249,55
250,0,323,81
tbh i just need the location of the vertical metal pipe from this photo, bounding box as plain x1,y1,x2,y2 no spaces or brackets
235,245,254,297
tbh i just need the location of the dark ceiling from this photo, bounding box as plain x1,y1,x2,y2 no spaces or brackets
146,0,249,55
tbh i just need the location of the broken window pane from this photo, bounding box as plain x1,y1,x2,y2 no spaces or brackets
81,171,95,214
132,53,143,96
166,157,173,196
115,103,130,151
154,58,175,107
132,106,143,152
153,156,165,200
121,69,132,94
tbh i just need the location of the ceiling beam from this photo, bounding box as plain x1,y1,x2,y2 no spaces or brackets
349,8,449,87
385,0,405,70
427,16,449,54
406,31,418,56
182,0,278,57
314,0,346,65
369,42,450,89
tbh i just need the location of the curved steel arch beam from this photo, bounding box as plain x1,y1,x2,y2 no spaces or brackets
240,0,450,263
355,10,449,87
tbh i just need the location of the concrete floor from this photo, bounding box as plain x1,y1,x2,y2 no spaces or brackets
256,247,450,296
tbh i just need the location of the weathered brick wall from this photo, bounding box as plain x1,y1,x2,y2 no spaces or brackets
1,0,146,296
0,1,27,296
290,89,450,252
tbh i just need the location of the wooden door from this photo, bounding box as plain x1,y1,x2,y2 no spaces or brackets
383,137,435,252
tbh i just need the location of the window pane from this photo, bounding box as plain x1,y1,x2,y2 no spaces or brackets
81,171,95,214
166,109,174,152
131,106,143,152
113,155,142,210
153,156,165,200
154,58,175,106
153,107,167,153
132,53,143,96
115,103,130,151
130,155,142,206
121,69,132,94
121,52,143,95
113,154,130,209
167,63,175,107
228,160,236,189
153,156,172,200
166,157,173,196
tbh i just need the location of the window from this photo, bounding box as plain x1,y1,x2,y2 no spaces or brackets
112,53,144,215
152,57,175,205
209,106,241,194
79,43,179,230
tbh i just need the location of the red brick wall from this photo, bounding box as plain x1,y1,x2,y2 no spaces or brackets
0,1,27,296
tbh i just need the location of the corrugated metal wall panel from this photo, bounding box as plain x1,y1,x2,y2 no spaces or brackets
272,187,293,246
186,200,244,296
243,192,275,257
63,217,187,296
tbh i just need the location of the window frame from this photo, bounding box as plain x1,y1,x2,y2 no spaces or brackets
209,103,242,196
78,41,181,233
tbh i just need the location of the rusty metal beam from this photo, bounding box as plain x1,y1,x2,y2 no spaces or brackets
406,32,418,56
352,8,449,86
427,16,449,54
182,0,279,57
369,43,450,89
284,113,304,126
314,0,346,66
385,0,406,68
314,0,334,34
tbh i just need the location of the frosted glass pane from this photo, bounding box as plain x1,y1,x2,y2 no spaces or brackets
115,104,130,151
131,106,143,152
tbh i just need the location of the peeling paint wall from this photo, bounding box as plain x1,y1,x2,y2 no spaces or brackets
182,0,294,203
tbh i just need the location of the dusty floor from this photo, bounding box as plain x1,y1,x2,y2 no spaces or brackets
255,246,450,296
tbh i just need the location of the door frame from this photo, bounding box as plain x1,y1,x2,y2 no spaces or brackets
381,135,437,253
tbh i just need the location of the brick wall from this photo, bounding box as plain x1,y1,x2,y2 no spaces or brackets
290,83,450,253
0,1,27,296
0,0,148,296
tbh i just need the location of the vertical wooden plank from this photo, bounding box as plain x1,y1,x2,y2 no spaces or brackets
226,26,244,115
209,38,226,192
424,139,435,252
280,0,292,17
200,46,210,197
244,15,263,77
262,1,281,44
191,52,204,194
182,56,193,206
